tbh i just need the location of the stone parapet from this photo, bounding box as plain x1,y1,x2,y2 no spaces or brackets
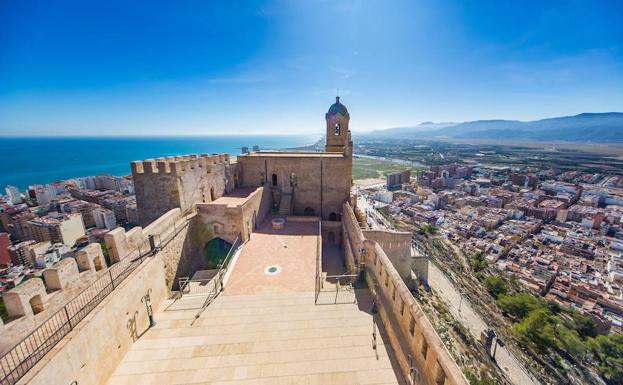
342,202,468,385
42,258,80,291
3,278,49,318
131,153,230,176
76,243,107,272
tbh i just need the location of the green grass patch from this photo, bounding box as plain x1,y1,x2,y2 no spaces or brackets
352,158,414,180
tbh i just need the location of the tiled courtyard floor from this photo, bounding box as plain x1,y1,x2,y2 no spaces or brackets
106,219,404,385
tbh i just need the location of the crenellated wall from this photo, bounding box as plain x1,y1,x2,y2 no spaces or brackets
0,244,109,354
132,153,239,226
342,202,468,385
18,248,170,385
8,208,191,385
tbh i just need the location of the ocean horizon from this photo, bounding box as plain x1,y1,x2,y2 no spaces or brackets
1,135,320,190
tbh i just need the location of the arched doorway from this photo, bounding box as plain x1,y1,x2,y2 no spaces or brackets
304,207,315,216
203,238,233,269
329,212,337,221
327,231,336,244
272,173,278,186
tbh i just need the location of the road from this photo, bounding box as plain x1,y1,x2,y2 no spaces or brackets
428,263,539,385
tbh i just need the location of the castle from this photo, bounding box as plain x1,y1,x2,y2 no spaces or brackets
0,98,468,385
132,96,353,227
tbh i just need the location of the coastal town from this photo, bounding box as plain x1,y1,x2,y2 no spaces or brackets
0,175,137,293
1,141,623,384
361,163,623,334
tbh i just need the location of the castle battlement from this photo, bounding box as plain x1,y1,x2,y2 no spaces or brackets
131,153,231,175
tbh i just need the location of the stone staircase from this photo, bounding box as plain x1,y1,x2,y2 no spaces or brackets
277,186,293,216
106,290,405,385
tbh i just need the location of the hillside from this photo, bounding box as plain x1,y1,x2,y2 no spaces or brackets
366,112,623,142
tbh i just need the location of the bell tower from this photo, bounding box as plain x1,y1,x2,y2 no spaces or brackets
325,96,352,154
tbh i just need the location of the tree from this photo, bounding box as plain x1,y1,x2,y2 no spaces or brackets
483,275,508,299
470,252,488,272
555,326,586,358
562,309,598,339
497,292,545,320
513,308,558,352
588,334,623,383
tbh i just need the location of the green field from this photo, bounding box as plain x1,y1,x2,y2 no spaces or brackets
352,157,419,180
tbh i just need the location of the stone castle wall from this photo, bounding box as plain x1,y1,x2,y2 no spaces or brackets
342,202,468,385
0,244,107,350
132,153,238,226
14,207,191,385
236,153,352,220
362,229,412,282
19,248,170,385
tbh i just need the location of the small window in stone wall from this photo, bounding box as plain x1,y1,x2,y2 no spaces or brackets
385,274,389,287
392,287,396,301
421,338,429,359
435,363,446,385
400,300,405,315
409,317,416,336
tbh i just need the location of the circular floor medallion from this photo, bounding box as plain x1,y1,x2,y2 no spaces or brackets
264,265,282,275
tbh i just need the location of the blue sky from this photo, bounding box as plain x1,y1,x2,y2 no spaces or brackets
1,0,622,136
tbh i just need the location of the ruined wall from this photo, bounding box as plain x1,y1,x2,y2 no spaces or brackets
236,153,351,220
342,202,468,385
132,154,238,226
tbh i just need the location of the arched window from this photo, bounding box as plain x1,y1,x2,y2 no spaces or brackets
329,212,337,221
272,173,278,186
304,207,315,216
334,123,341,136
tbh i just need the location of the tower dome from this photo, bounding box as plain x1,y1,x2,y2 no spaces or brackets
327,96,349,116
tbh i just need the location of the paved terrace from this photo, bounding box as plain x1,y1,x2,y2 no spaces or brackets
106,218,404,385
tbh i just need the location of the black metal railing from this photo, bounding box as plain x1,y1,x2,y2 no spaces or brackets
314,221,322,304
190,235,242,323
0,217,190,385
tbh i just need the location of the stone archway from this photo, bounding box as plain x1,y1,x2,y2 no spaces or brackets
203,237,233,269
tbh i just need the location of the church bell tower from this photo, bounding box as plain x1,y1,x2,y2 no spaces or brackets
325,96,352,154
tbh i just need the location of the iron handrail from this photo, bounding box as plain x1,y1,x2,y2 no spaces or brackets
0,218,190,385
191,234,242,323
314,220,322,304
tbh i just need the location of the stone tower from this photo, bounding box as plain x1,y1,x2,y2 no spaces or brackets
325,96,352,155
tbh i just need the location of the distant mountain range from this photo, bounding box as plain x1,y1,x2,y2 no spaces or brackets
365,112,623,142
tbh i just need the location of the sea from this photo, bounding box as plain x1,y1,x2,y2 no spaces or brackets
1,135,320,190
